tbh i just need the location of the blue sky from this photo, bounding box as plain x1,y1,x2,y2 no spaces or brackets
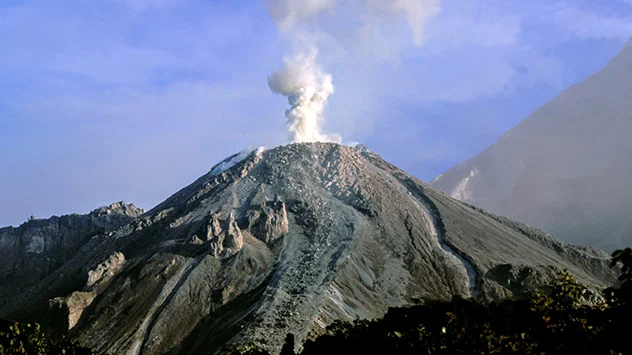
1,0,631,226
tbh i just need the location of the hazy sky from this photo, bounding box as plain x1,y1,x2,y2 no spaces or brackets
1,0,631,226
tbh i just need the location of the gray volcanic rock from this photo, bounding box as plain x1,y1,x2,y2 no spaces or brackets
0,143,618,355
207,212,244,258
0,202,144,309
431,37,632,251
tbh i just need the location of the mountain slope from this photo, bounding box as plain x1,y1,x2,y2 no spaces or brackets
0,143,617,355
431,37,632,251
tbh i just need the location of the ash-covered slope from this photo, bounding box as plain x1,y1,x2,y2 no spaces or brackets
0,202,144,310
0,143,616,355
431,37,632,251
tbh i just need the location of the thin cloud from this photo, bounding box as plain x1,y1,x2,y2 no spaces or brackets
545,5,632,41
267,0,336,31
117,0,180,11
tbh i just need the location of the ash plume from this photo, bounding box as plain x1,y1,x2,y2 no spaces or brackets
268,48,340,143
267,0,440,143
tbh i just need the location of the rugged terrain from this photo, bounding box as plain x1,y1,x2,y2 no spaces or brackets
431,36,632,251
0,143,618,354
0,202,143,310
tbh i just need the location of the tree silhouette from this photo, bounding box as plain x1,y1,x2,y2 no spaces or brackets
280,333,295,355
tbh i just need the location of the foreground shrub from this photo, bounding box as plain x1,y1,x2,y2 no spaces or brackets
0,319,98,354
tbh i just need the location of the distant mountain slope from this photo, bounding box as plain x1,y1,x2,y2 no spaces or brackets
0,143,616,355
431,37,632,251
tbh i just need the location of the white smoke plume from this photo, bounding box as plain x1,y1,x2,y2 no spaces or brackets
267,0,440,143
268,48,340,143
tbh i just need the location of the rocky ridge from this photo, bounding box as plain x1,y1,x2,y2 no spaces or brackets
0,202,144,310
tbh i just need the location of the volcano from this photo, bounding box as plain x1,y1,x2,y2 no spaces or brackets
0,143,616,354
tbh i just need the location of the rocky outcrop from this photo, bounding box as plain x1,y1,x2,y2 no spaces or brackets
86,252,126,289
246,194,289,244
201,190,289,258
49,292,96,331
0,144,619,355
0,202,143,310
49,252,126,330
207,212,244,258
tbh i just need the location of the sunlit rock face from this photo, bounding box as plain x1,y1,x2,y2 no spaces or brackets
431,37,632,252
0,143,617,355
50,251,126,330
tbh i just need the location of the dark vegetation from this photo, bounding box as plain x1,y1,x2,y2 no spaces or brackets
0,319,98,354
2,248,630,355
